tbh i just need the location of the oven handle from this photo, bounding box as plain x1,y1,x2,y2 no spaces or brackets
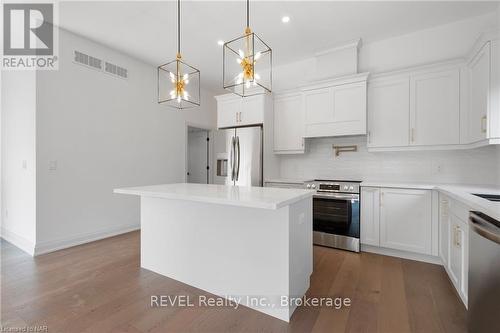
313,193,359,201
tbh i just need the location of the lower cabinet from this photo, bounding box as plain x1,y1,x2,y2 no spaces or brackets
440,194,469,307
439,195,450,266
361,187,433,255
361,187,468,306
379,188,433,255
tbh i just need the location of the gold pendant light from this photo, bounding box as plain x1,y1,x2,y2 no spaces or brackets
223,0,272,97
158,0,200,108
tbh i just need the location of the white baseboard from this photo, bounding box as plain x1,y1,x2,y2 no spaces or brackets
361,244,443,265
0,227,36,256
34,224,140,256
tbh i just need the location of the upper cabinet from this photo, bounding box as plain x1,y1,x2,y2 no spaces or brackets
409,69,460,146
367,76,410,148
367,62,462,151
367,31,500,151
303,73,368,138
468,41,491,143
273,92,305,154
215,94,267,129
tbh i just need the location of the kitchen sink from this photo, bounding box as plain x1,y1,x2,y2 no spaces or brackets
472,193,500,202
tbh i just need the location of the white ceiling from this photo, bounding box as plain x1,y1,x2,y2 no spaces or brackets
59,1,497,93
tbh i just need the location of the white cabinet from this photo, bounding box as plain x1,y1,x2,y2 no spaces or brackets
273,92,305,154
360,187,380,246
439,195,469,307
439,195,450,266
217,97,241,129
379,188,433,255
448,213,468,306
303,74,368,138
468,41,490,143
304,87,332,125
367,77,410,148
240,95,265,126
215,94,266,129
367,63,462,151
409,69,460,146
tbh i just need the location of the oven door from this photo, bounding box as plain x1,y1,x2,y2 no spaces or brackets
312,193,360,251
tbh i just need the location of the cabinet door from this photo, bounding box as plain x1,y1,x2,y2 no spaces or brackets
304,87,333,125
217,98,241,128
468,42,490,143
273,93,304,153
332,81,367,135
360,187,380,246
439,195,450,266
448,214,466,295
240,95,265,126
410,69,460,145
380,188,432,254
368,77,410,147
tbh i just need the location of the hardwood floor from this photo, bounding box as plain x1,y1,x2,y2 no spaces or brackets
1,231,467,333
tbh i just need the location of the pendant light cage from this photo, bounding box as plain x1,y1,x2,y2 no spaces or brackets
158,0,201,109
223,0,272,97
223,33,272,97
158,59,200,108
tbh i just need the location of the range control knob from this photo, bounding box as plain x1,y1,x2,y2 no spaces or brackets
349,186,354,191
311,184,316,189
306,184,311,189
343,185,349,190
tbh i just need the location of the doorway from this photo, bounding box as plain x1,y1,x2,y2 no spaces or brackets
187,126,209,184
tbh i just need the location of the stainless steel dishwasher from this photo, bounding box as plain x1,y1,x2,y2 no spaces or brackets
468,211,500,333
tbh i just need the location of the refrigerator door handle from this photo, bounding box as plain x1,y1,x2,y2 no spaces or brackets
230,136,235,181
235,136,241,181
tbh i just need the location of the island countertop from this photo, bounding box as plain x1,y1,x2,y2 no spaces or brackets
114,183,314,210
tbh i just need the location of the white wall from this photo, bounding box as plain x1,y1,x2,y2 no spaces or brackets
34,28,216,252
1,70,37,254
280,136,500,186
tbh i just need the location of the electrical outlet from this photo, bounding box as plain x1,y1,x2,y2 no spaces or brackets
49,160,58,171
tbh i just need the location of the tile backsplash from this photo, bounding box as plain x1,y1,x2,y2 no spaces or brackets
279,136,500,185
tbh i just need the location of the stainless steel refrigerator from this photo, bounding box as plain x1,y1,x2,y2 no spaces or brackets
217,126,263,187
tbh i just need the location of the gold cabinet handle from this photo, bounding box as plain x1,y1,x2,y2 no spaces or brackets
481,116,487,133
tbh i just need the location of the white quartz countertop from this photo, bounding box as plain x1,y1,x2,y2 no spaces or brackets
114,183,314,210
361,181,500,221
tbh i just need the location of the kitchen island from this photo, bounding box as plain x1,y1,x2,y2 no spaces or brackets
114,183,314,321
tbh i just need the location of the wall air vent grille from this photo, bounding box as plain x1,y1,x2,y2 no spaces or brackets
105,62,128,79
74,50,102,70
73,50,127,79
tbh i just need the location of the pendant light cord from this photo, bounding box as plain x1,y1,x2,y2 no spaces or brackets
177,0,181,55
246,0,249,28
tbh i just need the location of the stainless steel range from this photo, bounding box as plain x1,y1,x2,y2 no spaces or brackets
304,180,361,252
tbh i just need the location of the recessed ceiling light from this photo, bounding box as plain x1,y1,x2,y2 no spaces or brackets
217,40,224,46
281,16,290,23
